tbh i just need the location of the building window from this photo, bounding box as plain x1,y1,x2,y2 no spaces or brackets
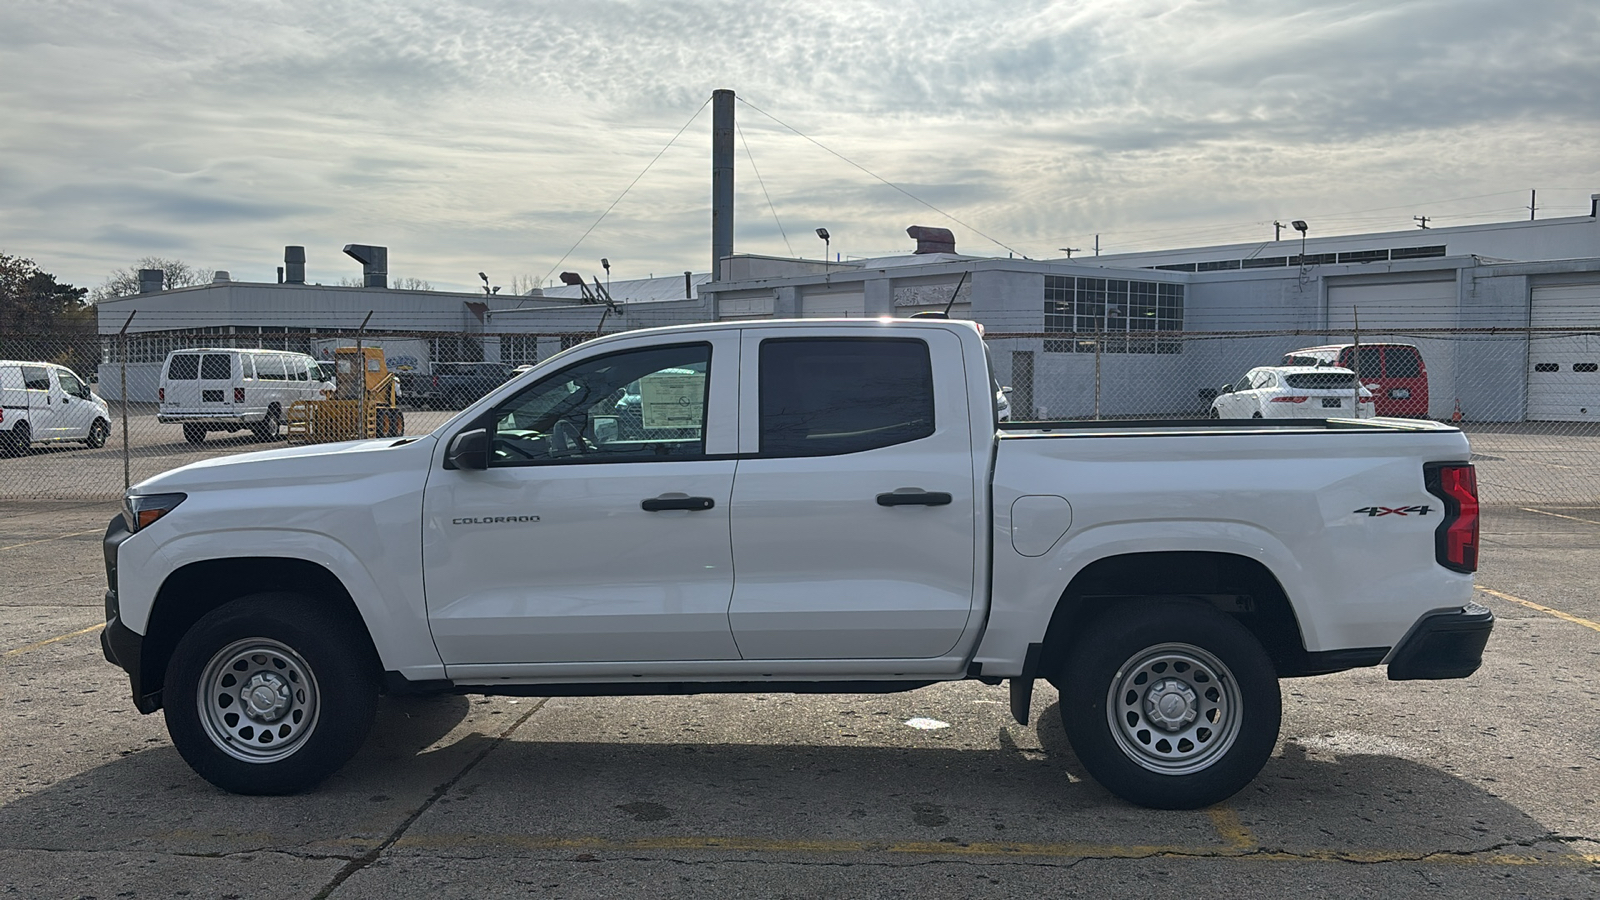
1044,276,1183,354
500,335,540,366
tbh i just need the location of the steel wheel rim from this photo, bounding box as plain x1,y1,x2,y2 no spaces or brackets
1106,642,1243,776
196,638,320,763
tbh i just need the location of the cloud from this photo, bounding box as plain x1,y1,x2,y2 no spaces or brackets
0,0,1596,289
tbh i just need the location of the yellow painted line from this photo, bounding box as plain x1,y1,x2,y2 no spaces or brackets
0,529,102,552
1478,587,1600,635
1517,507,1600,527
1207,806,1255,849
389,832,1591,866
2,622,106,658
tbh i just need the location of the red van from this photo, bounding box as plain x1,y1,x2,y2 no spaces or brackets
1281,343,1429,418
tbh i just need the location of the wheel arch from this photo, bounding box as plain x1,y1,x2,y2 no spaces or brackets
1039,550,1314,680
140,557,379,711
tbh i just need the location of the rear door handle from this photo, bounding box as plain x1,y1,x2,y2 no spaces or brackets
641,495,715,512
877,489,953,507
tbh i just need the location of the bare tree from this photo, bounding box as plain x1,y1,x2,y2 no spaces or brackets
92,257,213,302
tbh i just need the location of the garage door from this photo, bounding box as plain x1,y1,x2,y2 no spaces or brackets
1328,278,1457,419
1528,283,1600,422
801,291,865,318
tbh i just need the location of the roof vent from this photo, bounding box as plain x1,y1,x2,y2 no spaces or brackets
212,271,231,283
907,225,955,255
137,269,164,293
342,244,388,288
284,246,306,284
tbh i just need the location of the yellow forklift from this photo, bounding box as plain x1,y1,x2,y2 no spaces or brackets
286,346,404,443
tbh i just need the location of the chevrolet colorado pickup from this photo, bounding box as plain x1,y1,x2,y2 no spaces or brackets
101,318,1491,808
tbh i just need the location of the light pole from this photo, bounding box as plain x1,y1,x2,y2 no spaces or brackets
816,228,830,267
601,258,611,295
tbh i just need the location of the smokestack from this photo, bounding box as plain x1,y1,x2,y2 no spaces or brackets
137,269,164,293
685,271,692,299
711,89,734,280
1591,193,1599,218
342,244,388,288
284,246,306,284
907,226,956,255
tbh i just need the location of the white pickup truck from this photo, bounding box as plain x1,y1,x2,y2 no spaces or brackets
101,318,1491,809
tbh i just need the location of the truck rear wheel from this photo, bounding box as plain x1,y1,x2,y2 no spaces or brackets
183,423,206,445
86,418,110,448
161,593,379,795
1057,599,1280,809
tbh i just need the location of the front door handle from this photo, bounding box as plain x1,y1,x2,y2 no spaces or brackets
641,495,715,512
877,489,953,507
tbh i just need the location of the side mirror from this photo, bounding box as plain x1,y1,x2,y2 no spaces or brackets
1001,385,1014,395
445,428,489,470
1219,384,1235,394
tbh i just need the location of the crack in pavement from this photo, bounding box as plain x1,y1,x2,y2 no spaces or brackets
309,698,547,900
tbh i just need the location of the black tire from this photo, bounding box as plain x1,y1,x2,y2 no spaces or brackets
1209,407,1220,419
0,422,26,457
1251,411,1263,419
1056,599,1280,810
251,405,282,442
162,593,379,795
85,418,110,449
183,423,206,445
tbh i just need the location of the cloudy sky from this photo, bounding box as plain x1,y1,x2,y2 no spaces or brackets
2,0,1597,294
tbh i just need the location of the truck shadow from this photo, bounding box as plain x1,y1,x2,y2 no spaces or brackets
0,697,1565,867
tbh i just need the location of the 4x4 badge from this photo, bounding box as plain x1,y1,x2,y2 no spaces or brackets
1353,505,1432,517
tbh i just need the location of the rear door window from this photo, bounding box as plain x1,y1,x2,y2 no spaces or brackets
759,338,934,457
1384,347,1422,378
167,355,200,380
200,354,231,380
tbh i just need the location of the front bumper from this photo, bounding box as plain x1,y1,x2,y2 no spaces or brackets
100,514,161,713
1386,601,1494,680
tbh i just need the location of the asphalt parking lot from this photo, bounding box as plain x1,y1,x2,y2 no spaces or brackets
2,500,1598,899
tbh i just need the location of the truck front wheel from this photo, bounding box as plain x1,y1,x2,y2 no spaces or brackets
1057,599,1280,809
161,593,379,795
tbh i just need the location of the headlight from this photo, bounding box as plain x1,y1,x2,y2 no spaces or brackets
123,493,187,532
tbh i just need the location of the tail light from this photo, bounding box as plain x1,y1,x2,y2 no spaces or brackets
1425,462,1479,573
432,375,440,388
233,387,245,403
158,387,165,402
1270,396,1308,403
1359,395,1374,403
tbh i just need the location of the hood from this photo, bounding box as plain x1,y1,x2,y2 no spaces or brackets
132,435,438,494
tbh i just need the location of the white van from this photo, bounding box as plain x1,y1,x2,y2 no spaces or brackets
0,360,112,456
158,349,332,444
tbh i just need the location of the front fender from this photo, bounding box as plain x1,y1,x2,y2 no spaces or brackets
123,527,444,680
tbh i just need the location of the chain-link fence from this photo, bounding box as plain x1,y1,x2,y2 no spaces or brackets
3,326,1598,505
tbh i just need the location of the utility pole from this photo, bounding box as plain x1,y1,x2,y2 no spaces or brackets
1094,234,1101,257
1529,189,1537,221
1414,215,1430,229
1274,221,1285,241
1059,247,1079,259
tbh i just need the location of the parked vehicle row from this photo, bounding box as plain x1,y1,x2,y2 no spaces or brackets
0,360,111,455
1212,343,1430,420
397,362,517,410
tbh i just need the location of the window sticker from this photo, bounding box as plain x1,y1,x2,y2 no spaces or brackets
639,372,704,430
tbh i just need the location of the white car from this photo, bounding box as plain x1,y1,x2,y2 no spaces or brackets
1212,366,1375,419
0,360,112,455
158,349,333,444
